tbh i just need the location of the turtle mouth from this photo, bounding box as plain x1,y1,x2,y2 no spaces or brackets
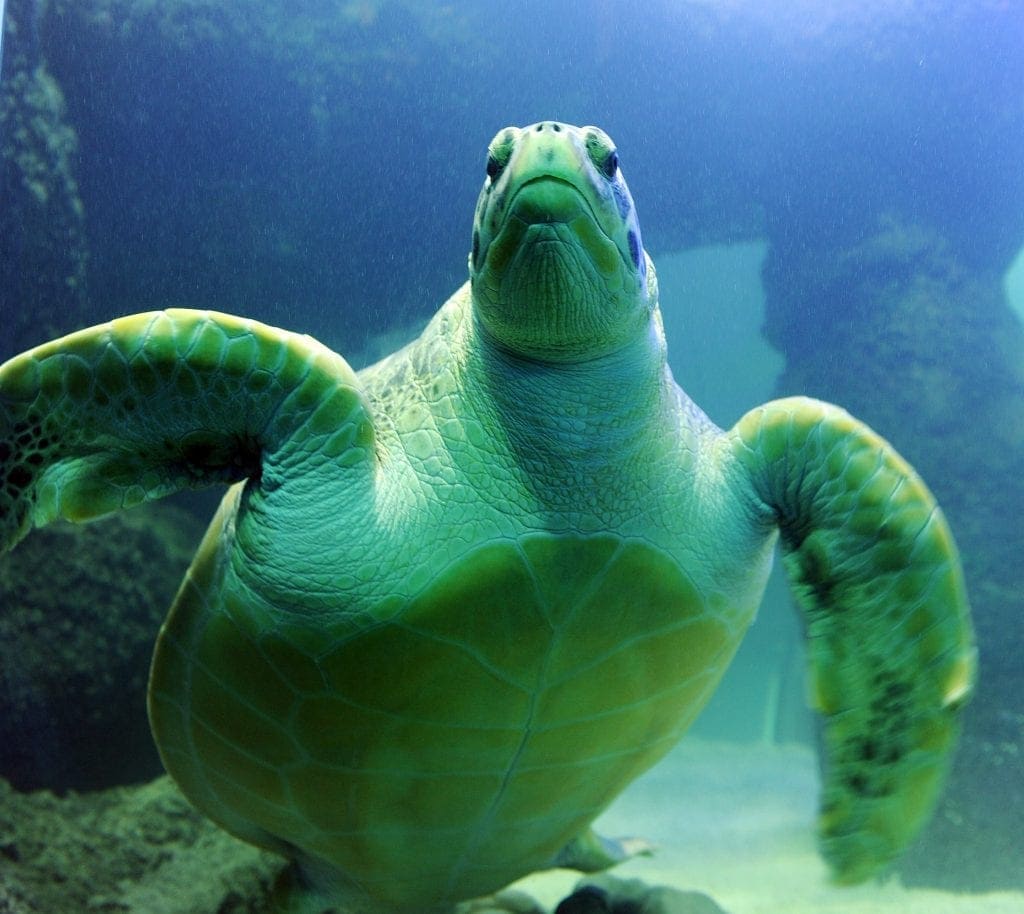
505,175,598,227
483,176,624,281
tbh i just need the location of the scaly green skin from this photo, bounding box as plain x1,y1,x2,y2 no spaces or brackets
0,123,975,912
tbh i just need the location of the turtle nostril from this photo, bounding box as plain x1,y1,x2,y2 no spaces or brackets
552,123,561,132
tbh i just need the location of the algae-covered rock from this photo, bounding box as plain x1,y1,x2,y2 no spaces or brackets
0,773,279,914
0,501,205,792
0,54,89,360
0,0,92,359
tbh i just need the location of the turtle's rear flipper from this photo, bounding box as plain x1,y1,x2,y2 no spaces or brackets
727,396,976,883
0,310,373,554
554,828,655,872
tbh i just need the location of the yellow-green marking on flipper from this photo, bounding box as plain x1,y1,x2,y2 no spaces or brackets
728,396,976,884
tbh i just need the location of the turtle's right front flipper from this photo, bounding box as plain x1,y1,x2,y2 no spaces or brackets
0,309,374,553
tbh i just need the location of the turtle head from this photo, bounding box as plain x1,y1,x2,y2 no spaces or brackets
469,122,656,363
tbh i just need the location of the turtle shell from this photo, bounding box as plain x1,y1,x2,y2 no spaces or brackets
149,508,753,908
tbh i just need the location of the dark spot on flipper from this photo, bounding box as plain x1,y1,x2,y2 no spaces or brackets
848,772,869,796
881,745,903,765
859,738,878,762
0,442,9,461
870,677,912,724
827,665,916,807
856,732,902,768
807,573,834,611
790,533,835,609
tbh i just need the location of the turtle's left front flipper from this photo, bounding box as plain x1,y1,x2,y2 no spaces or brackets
0,309,373,554
726,396,976,884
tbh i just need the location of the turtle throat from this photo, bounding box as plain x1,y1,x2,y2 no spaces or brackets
471,189,650,363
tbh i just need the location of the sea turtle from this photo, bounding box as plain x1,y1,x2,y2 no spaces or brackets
0,122,975,913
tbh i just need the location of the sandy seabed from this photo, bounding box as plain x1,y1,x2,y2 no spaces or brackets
0,740,1019,913
515,740,1022,914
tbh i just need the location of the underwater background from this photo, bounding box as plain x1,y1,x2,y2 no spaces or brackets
0,1,1022,911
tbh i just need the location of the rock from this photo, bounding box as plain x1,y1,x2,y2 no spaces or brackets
559,875,730,914
0,500,204,790
0,773,279,913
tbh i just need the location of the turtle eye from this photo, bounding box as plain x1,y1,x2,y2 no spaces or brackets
602,150,619,179
485,127,517,183
584,128,619,180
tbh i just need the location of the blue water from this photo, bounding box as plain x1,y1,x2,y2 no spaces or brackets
7,1,1020,353
0,0,6,88
0,0,1022,908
